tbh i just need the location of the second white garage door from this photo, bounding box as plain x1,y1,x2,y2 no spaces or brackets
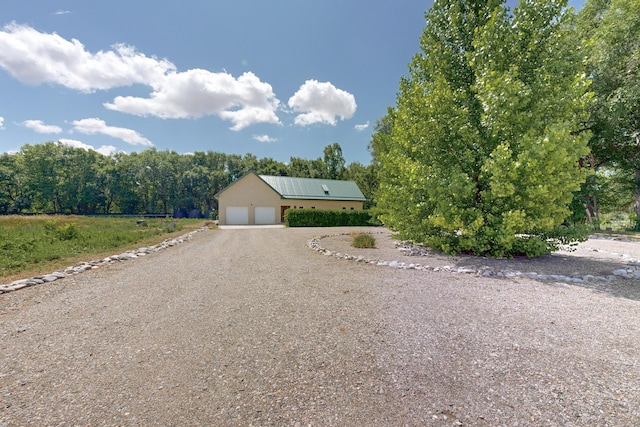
226,206,249,225
254,207,276,225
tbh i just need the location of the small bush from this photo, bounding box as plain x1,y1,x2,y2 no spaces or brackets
352,233,376,248
44,220,79,241
56,222,79,241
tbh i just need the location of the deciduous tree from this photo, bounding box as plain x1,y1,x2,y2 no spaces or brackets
375,0,591,257
323,143,346,180
579,0,640,225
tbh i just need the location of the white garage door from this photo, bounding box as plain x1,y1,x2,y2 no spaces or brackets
255,207,276,225
226,206,249,225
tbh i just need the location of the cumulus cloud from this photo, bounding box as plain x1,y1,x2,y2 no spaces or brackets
288,80,356,126
58,138,117,156
71,118,153,147
0,24,282,130
21,119,62,134
253,134,277,143
105,70,281,130
0,116,4,129
0,22,175,92
354,121,370,131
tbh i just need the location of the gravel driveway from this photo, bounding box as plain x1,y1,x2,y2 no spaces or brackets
1,227,639,426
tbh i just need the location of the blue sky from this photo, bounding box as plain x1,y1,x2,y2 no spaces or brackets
0,1,584,164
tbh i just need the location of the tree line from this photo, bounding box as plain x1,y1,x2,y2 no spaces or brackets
0,142,378,216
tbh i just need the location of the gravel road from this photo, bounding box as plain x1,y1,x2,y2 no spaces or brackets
1,227,640,426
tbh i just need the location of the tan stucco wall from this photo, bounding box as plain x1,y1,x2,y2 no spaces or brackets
281,200,363,211
217,174,364,225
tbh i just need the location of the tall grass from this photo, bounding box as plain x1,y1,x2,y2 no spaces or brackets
0,215,204,279
351,232,376,249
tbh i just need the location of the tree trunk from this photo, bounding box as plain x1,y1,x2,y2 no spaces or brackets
637,136,640,225
635,169,640,224
591,192,600,227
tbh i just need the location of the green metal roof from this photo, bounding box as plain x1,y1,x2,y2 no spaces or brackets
259,175,366,201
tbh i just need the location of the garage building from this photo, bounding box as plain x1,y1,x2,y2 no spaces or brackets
215,172,367,225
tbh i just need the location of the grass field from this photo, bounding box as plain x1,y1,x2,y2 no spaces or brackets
0,215,208,282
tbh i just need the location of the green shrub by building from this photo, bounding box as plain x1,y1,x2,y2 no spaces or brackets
285,209,375,227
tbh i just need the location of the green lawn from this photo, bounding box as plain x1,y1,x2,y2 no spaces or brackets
0,215,208,281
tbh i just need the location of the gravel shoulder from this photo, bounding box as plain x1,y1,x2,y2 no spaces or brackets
1,227,640,426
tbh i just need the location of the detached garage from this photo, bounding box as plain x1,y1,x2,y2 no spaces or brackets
215,172,366,225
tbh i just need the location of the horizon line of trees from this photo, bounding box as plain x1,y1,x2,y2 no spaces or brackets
0,141,378,217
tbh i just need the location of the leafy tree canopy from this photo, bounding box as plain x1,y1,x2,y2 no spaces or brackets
374,0,592,257
578,0,640,222
1,141,375,216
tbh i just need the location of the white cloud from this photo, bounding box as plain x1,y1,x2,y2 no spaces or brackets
105,70,281,130
354,121,370,131
253,134,277,143
21,119,62,134
96,145,118,156
58,138,117,156
0,24,282,129
53,10,72,16
0,116,4,129
0,22,175,92
288,80,357,126
71,118,153,147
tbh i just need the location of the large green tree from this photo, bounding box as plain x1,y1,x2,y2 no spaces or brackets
19,143,63,213
323,142,346,180
345,161,378,210
0,153,24,214
375,0,591,257
579,0,640,224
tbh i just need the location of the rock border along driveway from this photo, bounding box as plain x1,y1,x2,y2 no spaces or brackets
308,231,640,282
